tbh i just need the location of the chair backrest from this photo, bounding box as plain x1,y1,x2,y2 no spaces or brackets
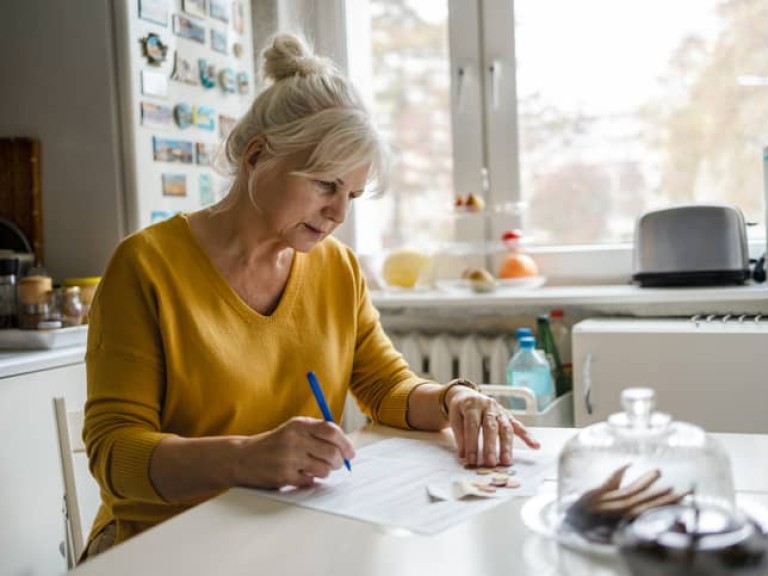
52,397,85,567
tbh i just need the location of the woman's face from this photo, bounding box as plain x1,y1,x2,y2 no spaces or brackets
247,153,369,252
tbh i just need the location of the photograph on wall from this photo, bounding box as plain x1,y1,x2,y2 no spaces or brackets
162,173,188,196
211,29,227,54
182,0,206,18
139,0,169,26
218,114,237,139
199,174,215,206
232,1,244,34
196,142,213,166
141,70,169,98
209,0,229,23
151,209,176,223
141,102,173,129
194,106,215,130
173,13,206,44
170,51,198,85
153,137,194,163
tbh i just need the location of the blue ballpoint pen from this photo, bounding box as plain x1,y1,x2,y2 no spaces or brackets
306,370,352,471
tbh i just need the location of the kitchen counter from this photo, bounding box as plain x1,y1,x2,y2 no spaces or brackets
372,282,768,317
0,345,86,379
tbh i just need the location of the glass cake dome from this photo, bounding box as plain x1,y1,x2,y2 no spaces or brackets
555,387,736,544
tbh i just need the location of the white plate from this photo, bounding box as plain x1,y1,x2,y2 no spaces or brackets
520,492,617,557
436,275,546,294
521,491,768,557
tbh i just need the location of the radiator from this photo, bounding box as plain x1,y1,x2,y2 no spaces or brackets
389,332,513,385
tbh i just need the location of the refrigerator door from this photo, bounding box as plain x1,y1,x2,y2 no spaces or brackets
572,318,768,433
114,0,256,231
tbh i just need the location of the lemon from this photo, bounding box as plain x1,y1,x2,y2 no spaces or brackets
382,249,432,288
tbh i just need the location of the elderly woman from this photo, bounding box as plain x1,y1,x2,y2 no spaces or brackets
82,33,538,559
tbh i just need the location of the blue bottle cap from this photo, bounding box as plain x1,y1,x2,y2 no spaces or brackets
519,336,536,349
515,327,533,339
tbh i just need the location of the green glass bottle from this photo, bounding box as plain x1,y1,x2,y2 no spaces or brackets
536,314,571,397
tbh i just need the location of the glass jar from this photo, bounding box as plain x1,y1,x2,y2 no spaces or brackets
0,257,19,328
556,387,735,544
61,286,83,327
63,277,100,323
18,275,53,330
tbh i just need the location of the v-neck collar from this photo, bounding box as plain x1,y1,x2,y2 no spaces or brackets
177,213,305,322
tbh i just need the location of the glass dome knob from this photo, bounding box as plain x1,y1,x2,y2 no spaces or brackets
622,387,655,427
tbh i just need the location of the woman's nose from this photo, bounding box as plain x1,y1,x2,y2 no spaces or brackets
324,192,350,223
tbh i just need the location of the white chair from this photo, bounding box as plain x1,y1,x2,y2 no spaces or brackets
52,397,86,569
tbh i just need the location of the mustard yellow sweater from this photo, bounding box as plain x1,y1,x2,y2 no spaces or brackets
84,214,425,546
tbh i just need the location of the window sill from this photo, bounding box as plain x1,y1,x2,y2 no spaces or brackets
371,282,767,317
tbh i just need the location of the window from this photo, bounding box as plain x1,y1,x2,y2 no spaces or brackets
340,0,768,279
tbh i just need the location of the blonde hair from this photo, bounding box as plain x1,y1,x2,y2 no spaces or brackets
221,33,388,198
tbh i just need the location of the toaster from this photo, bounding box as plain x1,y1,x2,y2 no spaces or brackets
632,203,750,287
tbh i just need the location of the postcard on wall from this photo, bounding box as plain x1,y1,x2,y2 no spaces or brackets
153,137,194,164
209,0,229,23
196,142,213,166
139,0,168,26
141,70,169,98
173,13,206,44
218,114,237,139
151,209,176,223
232,1,244,34
199,173,215,206
211,28,227,54
140,102,173,129
162,174,187,196
194,106,215,131
182,0,206,19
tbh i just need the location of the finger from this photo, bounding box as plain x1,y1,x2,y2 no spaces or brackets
601,469,661,502
307,421,356,462
509,417,540,450
461,407,483,466
297,455,335,481
597,486,673,513
596,463,631,493
497,414,514,466
480,411,501,467
626,489,689,519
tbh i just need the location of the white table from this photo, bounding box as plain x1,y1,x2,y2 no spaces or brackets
69,426,768,576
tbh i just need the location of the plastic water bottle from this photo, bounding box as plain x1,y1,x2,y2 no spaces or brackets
505,336,555,412
512,326,533,355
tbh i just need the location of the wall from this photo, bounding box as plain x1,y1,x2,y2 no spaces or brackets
0,0,127,280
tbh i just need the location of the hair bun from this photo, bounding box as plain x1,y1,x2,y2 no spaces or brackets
261,34,332,81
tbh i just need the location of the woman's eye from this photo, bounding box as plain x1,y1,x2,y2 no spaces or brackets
315,180,337,193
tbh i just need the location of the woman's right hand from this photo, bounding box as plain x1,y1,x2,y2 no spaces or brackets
232,416,356,489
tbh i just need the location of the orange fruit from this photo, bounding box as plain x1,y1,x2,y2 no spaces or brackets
498,253,538,279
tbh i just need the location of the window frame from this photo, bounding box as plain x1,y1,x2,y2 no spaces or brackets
283,0,767,285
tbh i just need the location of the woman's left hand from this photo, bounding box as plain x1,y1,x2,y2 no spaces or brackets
446,387,540,467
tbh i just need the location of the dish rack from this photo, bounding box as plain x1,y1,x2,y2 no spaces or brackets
481,385,574,427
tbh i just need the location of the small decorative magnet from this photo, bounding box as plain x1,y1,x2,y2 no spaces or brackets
211,29,227,54
173,102,194,129
219,68,237,93
193,106,215,130
236,71,249,95
233,42,244,58
140,33,169,66
199,58,216,89
170,51,198,86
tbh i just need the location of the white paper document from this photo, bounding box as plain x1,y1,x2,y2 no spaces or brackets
249,437,557,535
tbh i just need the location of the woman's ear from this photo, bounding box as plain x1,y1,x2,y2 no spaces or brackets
243,137,264,169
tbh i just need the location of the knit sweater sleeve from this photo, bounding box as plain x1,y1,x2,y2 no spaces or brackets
83,235,173,504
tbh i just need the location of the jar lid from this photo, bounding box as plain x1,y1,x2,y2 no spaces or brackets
0,257,19,275
63,277,101,286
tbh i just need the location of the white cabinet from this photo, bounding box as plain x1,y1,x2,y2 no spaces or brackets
572,318,768,433
0,353,88,576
